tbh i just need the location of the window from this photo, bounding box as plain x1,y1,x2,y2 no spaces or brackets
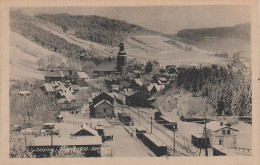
219,139,223,145
222,130,226,135
227,130,230,135
104,108,106,113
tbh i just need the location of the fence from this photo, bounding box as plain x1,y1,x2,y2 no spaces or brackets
62,119,86,126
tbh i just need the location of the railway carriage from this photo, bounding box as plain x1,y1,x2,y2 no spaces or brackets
118,112,134,126
139,133,168,157
155,112,177,131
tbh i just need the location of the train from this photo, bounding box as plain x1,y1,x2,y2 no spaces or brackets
154,111,177,131
118,112,134,126
136,127,168,157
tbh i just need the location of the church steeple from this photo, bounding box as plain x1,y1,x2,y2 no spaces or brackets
116,42,127,77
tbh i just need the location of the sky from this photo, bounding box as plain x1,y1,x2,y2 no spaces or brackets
20,6,251,34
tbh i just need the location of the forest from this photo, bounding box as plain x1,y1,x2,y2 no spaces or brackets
174,23,251,44
10,11,103,65
176,65,252,116
35,14,159,46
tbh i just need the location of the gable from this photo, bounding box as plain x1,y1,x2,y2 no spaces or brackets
92,92,114,105
73,128,96,136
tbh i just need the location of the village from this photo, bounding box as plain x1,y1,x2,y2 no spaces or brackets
9,41,252,158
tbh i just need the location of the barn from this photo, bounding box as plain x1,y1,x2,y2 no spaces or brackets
125,90,155,107
44,71,65,83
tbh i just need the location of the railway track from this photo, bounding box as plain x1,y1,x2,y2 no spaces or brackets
130,109,197,157
116,105,196,156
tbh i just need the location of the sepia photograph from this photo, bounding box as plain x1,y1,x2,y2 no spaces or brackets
1,1,259,164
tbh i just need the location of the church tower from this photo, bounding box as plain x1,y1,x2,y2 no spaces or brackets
117,42,127,77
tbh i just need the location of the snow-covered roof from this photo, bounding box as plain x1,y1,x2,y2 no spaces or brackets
29,136,102,146
77,72,90,79
43,83,55,92
206,121,238,132
19,91,30,95
134,79,144,86
45,71,65,78
93,100,113,108
72,126,99,136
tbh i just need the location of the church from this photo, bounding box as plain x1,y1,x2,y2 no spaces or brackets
116,42,128,77
93,42,128,77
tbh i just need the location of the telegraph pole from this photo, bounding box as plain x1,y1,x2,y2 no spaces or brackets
51,129,53,146
151,116,153,134
138,109,140,123
204,117,208,156
173,129,176,156
23,116,27,147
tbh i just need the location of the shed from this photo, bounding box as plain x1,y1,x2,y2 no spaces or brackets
191,132,210,148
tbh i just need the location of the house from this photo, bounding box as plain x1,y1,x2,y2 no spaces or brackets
111,84,120,92
130,78,144,89
90,100,114,118
72,72,91,82
125,90,155,107
146,83,165,95
28,133,102,157
157,77,168,85
215,52,229,58
72,126,99,136
206,121,239,148
40,83,55,94
91,92,114,106
51,81,66,91
44,71,65,83
89,92,115,118
69,85,80,94
19,91,30,97
165,65,176,73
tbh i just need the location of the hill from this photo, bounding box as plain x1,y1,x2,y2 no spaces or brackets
10,10,102,62
35,14,160,46
171,23,251,59
10,31,67,80
9,10,231,81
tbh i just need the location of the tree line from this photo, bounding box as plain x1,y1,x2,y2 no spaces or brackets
35,14,159,46
176,65,251,116
10,11,102,65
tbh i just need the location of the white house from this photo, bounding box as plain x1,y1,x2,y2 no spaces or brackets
206,121,239,148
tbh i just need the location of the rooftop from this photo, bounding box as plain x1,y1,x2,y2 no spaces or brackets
45,71,65,78
43,83,55,92
72,126,99,136
29,136,102,147
206,121,239,132
77,72,90,79
93,100,114,109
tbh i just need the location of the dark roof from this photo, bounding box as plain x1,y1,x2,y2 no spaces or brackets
93,100,114,108
70,85,80,91
72,126,99,136
45,71,65,78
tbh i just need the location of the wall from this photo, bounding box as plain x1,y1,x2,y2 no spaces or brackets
94,102,114,118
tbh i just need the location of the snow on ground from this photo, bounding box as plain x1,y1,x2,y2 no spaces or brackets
125,35,232,67
10,31,67,80
60,109,155,157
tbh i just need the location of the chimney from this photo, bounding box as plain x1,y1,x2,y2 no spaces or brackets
220,121,223,126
